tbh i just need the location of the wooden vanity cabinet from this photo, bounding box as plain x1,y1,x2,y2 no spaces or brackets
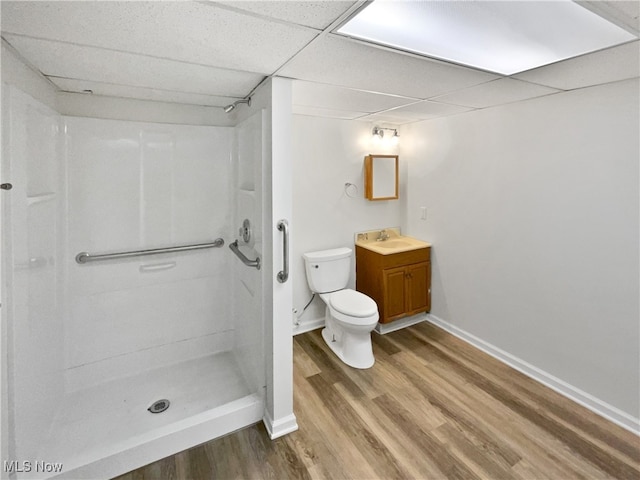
355,246,431,324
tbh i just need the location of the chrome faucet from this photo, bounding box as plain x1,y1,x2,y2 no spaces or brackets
377,229,390,241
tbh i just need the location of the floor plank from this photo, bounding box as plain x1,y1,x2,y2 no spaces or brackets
115,323,640,479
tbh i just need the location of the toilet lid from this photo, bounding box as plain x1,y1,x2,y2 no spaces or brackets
329,289,378,318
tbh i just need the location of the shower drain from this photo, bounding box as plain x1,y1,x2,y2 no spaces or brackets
148,399,170,414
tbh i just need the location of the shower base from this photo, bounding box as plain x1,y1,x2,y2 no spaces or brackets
35,351,263,479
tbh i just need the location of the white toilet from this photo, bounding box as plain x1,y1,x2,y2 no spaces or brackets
303,247,379,369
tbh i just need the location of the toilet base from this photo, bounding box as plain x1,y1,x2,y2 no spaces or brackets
322,326,375,369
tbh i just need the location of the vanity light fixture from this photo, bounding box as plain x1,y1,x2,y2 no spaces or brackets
223,97,251,113
372,126,400,140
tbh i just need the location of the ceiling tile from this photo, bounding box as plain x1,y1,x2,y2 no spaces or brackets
293,80,419,113
384,101,474,120
514,41,640,90
579,1,640,33
50,77,240,107
432,78,560,108
4,35,263,97
293,105,367,120
357,112,424,125
358,99,475,124
0,1,317,74
280,34,498,99
213,1,356,30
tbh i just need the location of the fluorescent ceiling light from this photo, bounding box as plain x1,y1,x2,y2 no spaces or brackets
336,0,637,75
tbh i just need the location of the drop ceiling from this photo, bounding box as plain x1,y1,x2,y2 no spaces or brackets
1,1,638,125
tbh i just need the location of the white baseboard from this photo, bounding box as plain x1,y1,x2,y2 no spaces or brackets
292,316,324,336
263,410,299,439
426,314,640,436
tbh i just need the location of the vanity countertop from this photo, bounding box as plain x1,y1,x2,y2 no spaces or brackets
355,228,431,255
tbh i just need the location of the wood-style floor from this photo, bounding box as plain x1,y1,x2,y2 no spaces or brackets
116,322,640,479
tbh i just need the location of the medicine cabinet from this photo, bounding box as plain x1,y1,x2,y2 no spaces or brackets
364,154,399,201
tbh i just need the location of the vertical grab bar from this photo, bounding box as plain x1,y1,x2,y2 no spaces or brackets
277,219,289,283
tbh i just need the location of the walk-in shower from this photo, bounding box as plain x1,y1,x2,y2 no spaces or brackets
0,81,286,478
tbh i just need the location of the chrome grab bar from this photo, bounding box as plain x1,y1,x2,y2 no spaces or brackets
76,238,224,264
277,219,289,283
229,240,261,270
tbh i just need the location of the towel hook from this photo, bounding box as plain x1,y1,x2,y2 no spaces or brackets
345,182,358,198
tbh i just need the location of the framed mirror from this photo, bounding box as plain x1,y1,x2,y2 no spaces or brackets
364,154,399,200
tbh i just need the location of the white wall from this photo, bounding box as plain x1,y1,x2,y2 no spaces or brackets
267,78,297,437
402,78,640,426
63,117,234,390
240,78,299,438
291,116,403,331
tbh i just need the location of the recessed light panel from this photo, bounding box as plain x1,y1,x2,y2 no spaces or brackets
336,0,637,75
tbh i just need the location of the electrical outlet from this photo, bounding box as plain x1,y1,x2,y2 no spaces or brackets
420,206,427,220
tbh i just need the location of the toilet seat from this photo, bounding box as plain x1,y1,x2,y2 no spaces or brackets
320,289,378,326
330,289,377,317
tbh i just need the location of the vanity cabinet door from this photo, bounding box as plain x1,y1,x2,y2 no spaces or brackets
407,261,430,313
382,266,407,321
381,261,431,323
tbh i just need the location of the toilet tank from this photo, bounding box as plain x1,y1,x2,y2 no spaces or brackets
303,247,352,293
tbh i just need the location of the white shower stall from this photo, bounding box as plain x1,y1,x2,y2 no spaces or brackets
0,57,296,478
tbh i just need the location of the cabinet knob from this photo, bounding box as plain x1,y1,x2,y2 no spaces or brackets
0,183,12,190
